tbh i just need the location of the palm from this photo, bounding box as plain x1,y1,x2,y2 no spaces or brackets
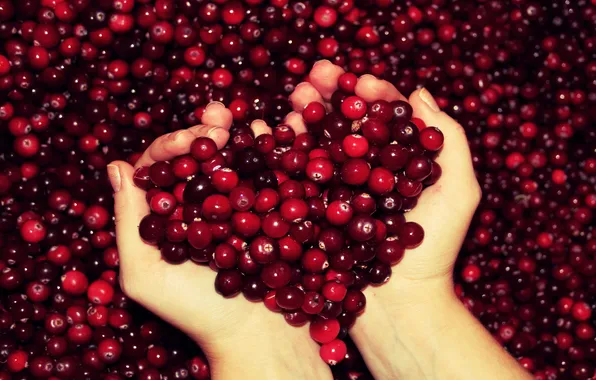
133,247,278,345
283,60,480,303
112,103,316,354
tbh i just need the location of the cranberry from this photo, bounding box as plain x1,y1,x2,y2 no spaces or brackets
310,317,340,344
139,215,166,244
398,222,424,248
326,201,353,226
20,220,46,243
320,339,347,365
215,270,243,297
61,271,88,295
347,215,377,242
275,286,305,310
419,127,444,151
341,96,367,120
87,280,114,305
322,281,347,302
376,239,405,265
303,102,326,124
190,137,218,162
261,261,292,289
149,191,177,216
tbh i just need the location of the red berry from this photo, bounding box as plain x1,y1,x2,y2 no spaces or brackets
322,281,347,302
7,350,28,372
190,137,218,161
419,127,444,151
342,134,369,158
340,96,367,120
303,102,326,124
319,339,347,365
20,219,46,243
87,280,115,305
310,317,340,343
61,271,89,295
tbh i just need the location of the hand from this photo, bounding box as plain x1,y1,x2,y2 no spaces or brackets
287,60,530,380
107,102,331,380
287,59,480,301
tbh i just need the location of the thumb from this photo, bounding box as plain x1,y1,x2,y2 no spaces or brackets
107,161,160,273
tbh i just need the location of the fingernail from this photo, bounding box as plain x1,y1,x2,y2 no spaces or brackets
170,130,185,141
107,164,121,193
313,59,331,69
206,101,224,109
419,88,440,112
207,126,224,139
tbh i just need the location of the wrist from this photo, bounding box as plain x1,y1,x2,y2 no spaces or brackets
350,278,460,380
195,312,333,380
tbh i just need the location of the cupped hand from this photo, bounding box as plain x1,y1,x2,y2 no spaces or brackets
287,60,481,297
286,60,483,379
107,102,331,380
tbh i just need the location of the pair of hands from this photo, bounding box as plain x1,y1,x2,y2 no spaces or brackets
106,60,483,379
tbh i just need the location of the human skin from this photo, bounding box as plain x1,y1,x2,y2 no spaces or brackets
107,60,531,380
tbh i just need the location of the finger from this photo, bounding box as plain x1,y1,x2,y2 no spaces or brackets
284,112,308,135
289,82,325,113
404,88,481,225
250,119,272,137
134,126,229,169
354,75,407,103
308,60,345,100
410,88,476,187
107,161,159,270
201,102,234,130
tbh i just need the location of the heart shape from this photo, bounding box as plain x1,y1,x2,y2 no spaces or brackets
136,77,444,365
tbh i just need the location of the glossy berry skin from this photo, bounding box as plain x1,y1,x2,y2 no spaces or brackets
202,194,232,221
20,220,46,243
342,134,369,158
310,317,340,343
322,281,347,302
405,156,432,181
376,239,405,265
343,289,366,314
188,221,213,249
149,191,177,215
249,236,279,264
275,286,305,310
341,96,367,120
398,222,425,248
190,137,218,161
149,161,176,188
87,280,114,305
280,198,309,223
368,167,395,194
341,159,371,185
320,339,347,365
7,350,28,372
302,291,326,314
139,215,166,243
306,158,334,183
302,248,329,273
261,261,292,289
160,242,189,264
303,102,326,124
419,127,444,151
215,270,243,297
347,215,377,242
184,177,214,205
61,271,89,295
326,201,353,226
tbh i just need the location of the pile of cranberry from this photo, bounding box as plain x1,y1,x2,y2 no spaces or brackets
0,0,595,378
136,89,444,364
